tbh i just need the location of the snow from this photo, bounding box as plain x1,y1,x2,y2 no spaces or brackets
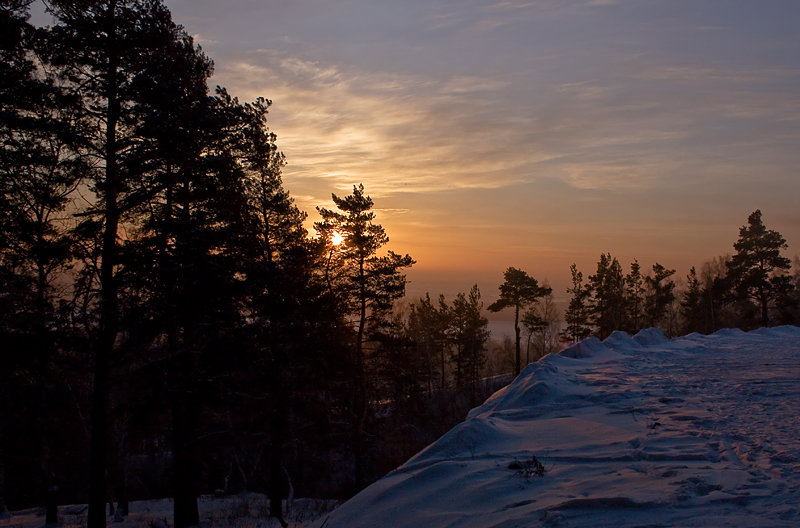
0,494,337,528
312,326,800,527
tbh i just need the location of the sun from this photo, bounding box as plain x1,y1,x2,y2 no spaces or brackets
331,230,344,246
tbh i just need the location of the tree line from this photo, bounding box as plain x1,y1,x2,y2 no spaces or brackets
0,1,423,526
560,209,798,343
0,2,531,525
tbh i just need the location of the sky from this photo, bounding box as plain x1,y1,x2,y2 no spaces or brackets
34,1,800,302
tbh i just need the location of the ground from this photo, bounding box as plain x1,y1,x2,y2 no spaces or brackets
0,494,337,528
5,327,800,528
312,326,800,527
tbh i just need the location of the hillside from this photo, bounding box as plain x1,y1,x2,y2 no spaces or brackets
313,326,800,527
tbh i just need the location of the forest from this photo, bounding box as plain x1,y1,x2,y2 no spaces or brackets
2,2,799,528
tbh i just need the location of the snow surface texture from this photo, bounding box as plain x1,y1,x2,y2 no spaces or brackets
313,326,800,528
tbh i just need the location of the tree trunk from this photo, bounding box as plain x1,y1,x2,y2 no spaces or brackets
169,305,198,528
514,305,521,375
354,256,368,491
268,375,287,527
440,345,446,390
0,461,8,520
89,4,121,528
268,321,287,525
0,376,9,520
45,484,58,526
172,387,199,528
112,420,129,520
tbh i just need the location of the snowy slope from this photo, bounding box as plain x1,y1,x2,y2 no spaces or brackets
313,326,800,528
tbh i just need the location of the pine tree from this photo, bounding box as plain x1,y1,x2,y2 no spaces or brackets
315,183,413,490
0,0,88,517
561,263,592,344
45,2,221,525
521,286,559,362
699,256,734,332
488,267,551,375
448,285,490,405
624,260,645,333
372,312,421,406
644,263,676,332
680,266,705,334
772,258,800,325
588,253,625,339
726,210,792,327
233,93,325,525
407,293,450,391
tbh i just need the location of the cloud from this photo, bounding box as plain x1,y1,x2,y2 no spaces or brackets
215,42,800,212
583,0,622,6
191,33,218,46
216,50,539,202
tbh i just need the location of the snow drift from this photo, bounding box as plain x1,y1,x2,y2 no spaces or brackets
313,326,800,527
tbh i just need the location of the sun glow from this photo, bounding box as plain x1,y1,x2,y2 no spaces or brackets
331,231,344,246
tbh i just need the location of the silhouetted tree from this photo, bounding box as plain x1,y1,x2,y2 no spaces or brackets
373,312,422,406
0,0,87,516
726,210,792,327
561,263,592,344
680,266,705,334
407,293,450,391
521,309,544,364
624,259,645,333
521,285,559,362
45,1,227,524
233,93,326,525
315,183,414,490
644,263,676,332
772,257,800,325
447,285,490,405
588,253,625,339
697,256,734,332
488,267,551,375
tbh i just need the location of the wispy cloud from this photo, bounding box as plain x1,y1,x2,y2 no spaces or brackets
217,51,536,203
216,42,800,211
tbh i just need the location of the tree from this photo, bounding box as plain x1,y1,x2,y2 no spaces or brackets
234,94,323,526
624,259,645,333
772,257,800,325
315,183,414,490
588,253,625,339
726,210,792,327
45,2,221,525
521,309,544,364
0,0,87,518
644,263,676,332
372,311,421,407
699,255,734,332
488,267,551,375
521,285,559,362
561,263,592,344
680,266,705,334
407,293,450,391
447,285,490,405
0,1,41,517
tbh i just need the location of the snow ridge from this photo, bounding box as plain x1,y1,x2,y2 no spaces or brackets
314,326,800,528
